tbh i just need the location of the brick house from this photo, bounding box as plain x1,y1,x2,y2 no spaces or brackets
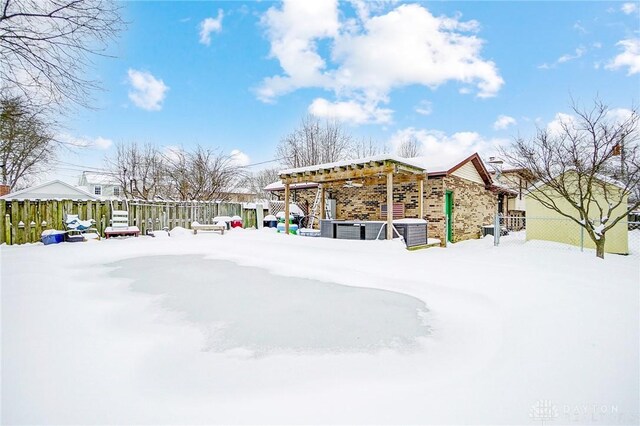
422,153,496,242
267,153,498,244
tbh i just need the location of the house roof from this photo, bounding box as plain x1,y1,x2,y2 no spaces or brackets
264,180,319,192
277,152,493,186
528,170,627,192
80,171,119,186
0,180,100,200
411,153,493,185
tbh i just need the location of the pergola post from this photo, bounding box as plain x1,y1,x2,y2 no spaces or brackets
320,185,326,220
386,171,393,240
418,177,424,219
284,183,290,234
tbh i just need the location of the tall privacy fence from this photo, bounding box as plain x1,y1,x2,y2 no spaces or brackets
491,215,640,255
0,199,264,245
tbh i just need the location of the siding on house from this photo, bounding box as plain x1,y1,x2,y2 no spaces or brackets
526,180,628,254
451,161,484,185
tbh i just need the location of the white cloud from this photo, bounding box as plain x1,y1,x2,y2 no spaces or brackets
388,127,508,166
199,9,224,46
557,46,586,63
546,108,634,137
414,100,433,116
493,114,517,130
573,21,587,34
127,69,169,111
257,0,339,101
162,145,184,163
308,97,392,124
58,134,113,150
230,149,251,166
258,1,503,123
621,2,638,14
606,107,634,124
606,38,640,75
539,46,587,69
546,112,576,137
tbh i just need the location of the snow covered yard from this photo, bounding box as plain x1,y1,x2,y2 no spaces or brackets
1,229,638,425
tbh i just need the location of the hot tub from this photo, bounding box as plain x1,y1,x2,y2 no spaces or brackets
320,219,427,247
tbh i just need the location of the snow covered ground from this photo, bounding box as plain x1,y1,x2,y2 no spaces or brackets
2,229,638,424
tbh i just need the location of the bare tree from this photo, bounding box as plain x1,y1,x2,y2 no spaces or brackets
276,116,353,168
241,167,279,199
350,137,384,159
0,95,55,190
501,99,640,259
397,136,421,158
164,145,241,201
0,0,124,111
105,142,165,200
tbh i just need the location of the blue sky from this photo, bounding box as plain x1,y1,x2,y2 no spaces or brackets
54,0,640,183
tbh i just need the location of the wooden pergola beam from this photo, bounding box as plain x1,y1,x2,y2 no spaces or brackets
280,160,425,185
386,171,393,240
284,183,290,234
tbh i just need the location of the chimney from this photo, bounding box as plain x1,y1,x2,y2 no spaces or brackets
0,184,10,197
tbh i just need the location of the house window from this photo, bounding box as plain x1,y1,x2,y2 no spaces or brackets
94,185,102,195
113,187,120,197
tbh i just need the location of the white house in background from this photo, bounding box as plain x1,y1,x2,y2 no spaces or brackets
77,172,122,199
0,180,99,201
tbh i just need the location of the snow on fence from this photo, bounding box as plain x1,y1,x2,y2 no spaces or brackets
0,199,257,245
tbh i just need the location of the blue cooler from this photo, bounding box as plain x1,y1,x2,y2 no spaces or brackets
41,230,66,245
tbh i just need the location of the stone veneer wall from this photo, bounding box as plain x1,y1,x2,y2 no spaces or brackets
444,174,497,242
425,177,446,241
324,177,420,221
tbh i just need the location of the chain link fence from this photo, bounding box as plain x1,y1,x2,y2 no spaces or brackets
491,215,640,256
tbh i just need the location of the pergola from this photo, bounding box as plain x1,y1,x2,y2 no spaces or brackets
279,156,427,239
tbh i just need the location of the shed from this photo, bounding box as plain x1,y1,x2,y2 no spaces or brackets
525,172,628,254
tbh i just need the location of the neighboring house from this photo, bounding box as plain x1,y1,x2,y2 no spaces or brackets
0,180,99,201
266,152,498,243
525,172,628,254
77,172,122,199
485,157,535,229
220,187,260,203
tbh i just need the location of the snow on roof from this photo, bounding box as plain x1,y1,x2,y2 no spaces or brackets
406,152,482,174
278,154,427,176
224,187,256,194
528,170,627,191
406,157,458,174
264,180,319,191
0,180,100,200
81,172,119,186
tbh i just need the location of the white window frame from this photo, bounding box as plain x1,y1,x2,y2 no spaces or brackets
112,187,120,197
94,185,102,196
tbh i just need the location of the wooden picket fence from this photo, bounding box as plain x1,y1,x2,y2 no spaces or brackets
0,199,263,245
